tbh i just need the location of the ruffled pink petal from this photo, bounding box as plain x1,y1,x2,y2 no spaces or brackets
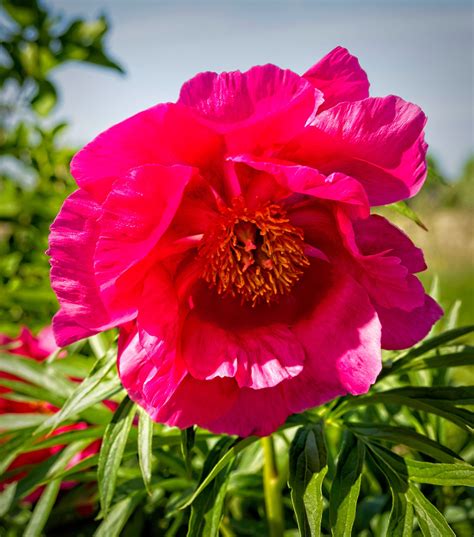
377,295,443,350
48,190,128,347
336,211,425,311
178,64,324,153
71,103,222,202
304,46,370,111
205,385,290,437
357,254,426,311
95,164,195,304
284,273,382,412
281,95,427,205
353,215,426,273
118,327,184,413
232,157,369,218
181,311,305,389
118,326,239,428
136,266,179,358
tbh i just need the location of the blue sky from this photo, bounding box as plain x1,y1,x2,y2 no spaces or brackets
49,0,473,178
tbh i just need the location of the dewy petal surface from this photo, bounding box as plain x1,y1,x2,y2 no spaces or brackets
304,46,370,111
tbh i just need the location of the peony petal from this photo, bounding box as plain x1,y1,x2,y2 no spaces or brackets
353,214,426,273
284,273,382,411
71,103,222,202
137,266,179,359
178,64,324,153
337,212,426,311
304,46,370,111
232,157,369,218
118,325,239,428
281,95,427,205
205,385,290,437
356,254,426,311
48,190,129,346
95,164,195,303
377,295,443,350
181,311,305,389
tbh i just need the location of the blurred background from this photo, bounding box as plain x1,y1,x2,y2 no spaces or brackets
1,0,473,333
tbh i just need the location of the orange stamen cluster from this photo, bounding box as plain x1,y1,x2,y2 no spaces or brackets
199,199,310,305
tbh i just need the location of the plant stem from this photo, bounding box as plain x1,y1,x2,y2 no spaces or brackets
262,435,284,537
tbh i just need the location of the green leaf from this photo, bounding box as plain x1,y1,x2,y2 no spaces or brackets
408,484,455,536
394,350,474,373
398,325,474,361
94,491,145,537
330,431,365,537
23,478,62,537
42,352,121,434
389,201,428,230
387,492,414,537
179,436,257,510
7,440,91,503
31,79,58,116
288,422,328,537
181,426,195,477
348,423,461,463
137,408,153,493
369,444,474,486
366,446,412,537
339,391,474,430
404,459,474,486
0,412,47,430
0,353,73,396
98,396,136,517
381,386,474,405
187,437,235,537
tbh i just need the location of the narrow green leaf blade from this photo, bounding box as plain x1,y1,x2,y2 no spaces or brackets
94,491,145,537
389,201,428,230
98,396,136,517
330,431,365,537
408,485,455,536
137,408,153,493
179,436,257,510
23,479,62,537
187,437,235,537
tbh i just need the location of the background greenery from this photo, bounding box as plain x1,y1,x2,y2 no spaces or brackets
0,1,472,536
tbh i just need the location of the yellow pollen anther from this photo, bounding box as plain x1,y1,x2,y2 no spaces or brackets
198,199,310,305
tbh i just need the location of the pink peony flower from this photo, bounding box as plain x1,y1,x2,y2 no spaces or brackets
48,47,442,437
0,328,103,500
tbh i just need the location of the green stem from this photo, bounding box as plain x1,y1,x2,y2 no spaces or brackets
262,435,284,537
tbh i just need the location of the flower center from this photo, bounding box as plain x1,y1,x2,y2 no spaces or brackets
198,199,309,305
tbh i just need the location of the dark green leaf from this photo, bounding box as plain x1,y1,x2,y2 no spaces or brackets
187,437,235,537
181,426,195,477
348,423,461,463
330,431,365,536
179,436,257,510
288,422,328,537
408,484,455,536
